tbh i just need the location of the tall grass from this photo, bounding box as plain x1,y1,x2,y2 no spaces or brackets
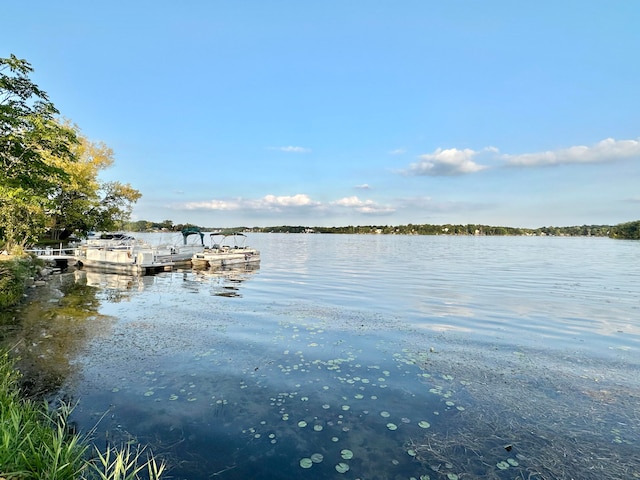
0,352,165,479
0,256,33,308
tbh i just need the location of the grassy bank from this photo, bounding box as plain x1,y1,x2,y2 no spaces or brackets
0,255,37,308
0,351,165,479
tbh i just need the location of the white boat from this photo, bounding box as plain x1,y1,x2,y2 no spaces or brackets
153,228,206,264
74,229,206,274
75,240,173,274
191,232,260,268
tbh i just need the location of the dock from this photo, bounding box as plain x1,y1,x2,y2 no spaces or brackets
26,245,78,269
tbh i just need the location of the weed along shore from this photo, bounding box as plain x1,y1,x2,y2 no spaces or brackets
0,255,44,308
0,255,166,479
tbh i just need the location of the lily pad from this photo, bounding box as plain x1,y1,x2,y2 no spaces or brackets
335,462,350,473
340,449,354,460
299,458,313,469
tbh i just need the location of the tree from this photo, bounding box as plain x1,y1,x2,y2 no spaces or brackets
610,220,640,240
1,54,78,249
1,55,141,247
44,125,141,239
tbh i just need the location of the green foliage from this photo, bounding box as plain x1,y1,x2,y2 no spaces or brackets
609,220,640,239
0,352,88,478
250,223,613,236
0,256,34,308
1,55,141,246
44,130,142,240
1,55,78,249
0,351,166,479
0,55,75,193
88,444,166,480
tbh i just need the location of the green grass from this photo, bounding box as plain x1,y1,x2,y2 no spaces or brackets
0,351,165,479
0,256,35,308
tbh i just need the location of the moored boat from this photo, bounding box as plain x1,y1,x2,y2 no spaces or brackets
75,241,174,274
74,228,206,274
191,232,260,268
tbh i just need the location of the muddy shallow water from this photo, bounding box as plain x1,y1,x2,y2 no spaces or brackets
2,234,639,479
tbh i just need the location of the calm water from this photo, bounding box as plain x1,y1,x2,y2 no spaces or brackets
3,234,640,479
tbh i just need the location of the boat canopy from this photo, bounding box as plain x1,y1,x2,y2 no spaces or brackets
182,227,205,245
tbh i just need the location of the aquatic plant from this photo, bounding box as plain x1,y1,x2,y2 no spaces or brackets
0,351,166,479
88,444,166,480
0,351,88,478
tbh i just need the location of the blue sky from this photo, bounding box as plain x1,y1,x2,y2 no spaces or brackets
3,1,639,228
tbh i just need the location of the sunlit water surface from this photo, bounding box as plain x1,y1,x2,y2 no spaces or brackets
3,234,640,479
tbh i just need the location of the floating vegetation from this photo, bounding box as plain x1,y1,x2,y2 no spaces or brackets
19,266,637,480
340,449,353,460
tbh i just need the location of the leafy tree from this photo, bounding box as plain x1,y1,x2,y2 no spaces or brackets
44,126,141,239
1,55,78,249
1,55,141,247
610,220,640,240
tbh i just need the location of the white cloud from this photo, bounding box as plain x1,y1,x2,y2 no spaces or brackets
504,137,640,167
332,196,395,214
355,184,371,189
389,148,406,155
270,146,311,153
182,199,241,211
181,194,320,212
406,148,488,176
256,194,318,208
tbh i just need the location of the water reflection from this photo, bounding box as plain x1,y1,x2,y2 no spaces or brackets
3,235,640,479
0,273,114,396
188,263,260,297
75,269,151,303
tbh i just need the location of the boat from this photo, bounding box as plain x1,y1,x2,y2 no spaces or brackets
191,232,260,268
153,227,206,264
74,235,173,274
74,228,206,274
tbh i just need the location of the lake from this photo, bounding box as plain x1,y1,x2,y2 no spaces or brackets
2,234,639,479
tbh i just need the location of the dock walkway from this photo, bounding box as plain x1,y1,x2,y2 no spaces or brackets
26,246,78,268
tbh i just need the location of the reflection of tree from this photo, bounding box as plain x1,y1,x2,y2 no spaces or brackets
0,272,114,397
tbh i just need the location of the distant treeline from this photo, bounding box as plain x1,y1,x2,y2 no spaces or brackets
123,220,640,239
